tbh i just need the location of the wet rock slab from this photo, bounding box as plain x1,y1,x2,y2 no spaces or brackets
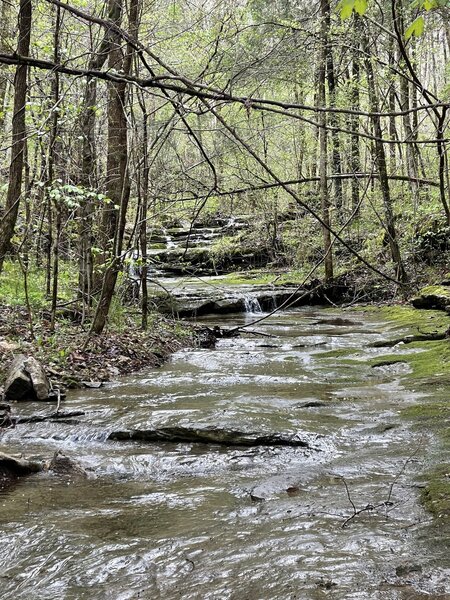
0,452,43,478
108,425,313,447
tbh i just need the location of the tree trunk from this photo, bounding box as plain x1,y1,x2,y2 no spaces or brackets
0,0,12,134
323,0,343,213
362,30,407,283
78,1,121,308
0,0,32,273
90,0,138,335
319,0,333,281
350,19,361,214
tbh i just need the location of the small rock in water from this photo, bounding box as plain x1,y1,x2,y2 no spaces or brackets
0,452,43,478
286,486,302,497
313,318,360,326
395,564,423,577
48,451,88,478
81,381,104,389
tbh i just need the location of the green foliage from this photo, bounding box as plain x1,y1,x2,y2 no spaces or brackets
405,16,425,40
0,260,73,309
338,0,368,19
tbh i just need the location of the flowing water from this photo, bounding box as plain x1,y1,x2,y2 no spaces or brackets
1,307,449,599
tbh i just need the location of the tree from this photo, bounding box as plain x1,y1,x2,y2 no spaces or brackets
0,0,32,273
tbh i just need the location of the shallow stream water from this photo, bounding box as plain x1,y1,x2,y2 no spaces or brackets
1,307,449,599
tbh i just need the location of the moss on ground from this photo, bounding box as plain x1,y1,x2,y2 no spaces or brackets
369,339,450,380
362,304,450,519
421,465,450,519
363,304,450,334
316,348,360,359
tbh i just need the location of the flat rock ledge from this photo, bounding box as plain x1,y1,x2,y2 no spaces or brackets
108,426,312,447
0,452,43,478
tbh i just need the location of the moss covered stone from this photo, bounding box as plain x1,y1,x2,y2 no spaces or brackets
412,285,450,312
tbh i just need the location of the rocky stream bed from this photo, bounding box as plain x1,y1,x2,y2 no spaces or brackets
0,304,449,599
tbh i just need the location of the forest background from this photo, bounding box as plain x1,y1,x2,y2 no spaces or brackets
0,0,449,370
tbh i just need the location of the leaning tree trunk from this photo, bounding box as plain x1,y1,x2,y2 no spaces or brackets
0,0,32,273
90,0,139,336
78,0,121,309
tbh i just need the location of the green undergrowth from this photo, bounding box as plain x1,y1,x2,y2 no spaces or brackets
0,261,73,309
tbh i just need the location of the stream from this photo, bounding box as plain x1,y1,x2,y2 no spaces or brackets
1,306,449,599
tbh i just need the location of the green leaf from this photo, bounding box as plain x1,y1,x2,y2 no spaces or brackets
405,16,425,40
338,0,355,20
423,0,439,9
354,0,368,15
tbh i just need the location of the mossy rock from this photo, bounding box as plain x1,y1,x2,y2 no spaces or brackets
412,285,450,312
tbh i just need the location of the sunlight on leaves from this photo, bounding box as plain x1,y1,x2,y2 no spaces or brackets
405,16,425,40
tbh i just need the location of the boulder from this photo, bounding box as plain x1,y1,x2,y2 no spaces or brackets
3,355,52,401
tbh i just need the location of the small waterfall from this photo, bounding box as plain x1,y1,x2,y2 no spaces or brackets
162,228,177,249
243,294,263,314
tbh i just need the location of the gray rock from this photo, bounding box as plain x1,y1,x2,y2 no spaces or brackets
108,426,312,447
48,451,88,478
3,355,31,401
0,452,43,478
25,357,51,400
3,355,51,401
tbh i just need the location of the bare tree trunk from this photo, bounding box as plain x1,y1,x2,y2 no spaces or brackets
319,0,333,281
323,0,343,213
138,94,149,330
0,0,12,135
0,0,32,273
350,19,361,214
362,30,407,283
49,4,62,330
78,2,121,308
90,0,138,336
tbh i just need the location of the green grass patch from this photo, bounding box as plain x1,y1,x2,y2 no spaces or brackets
419,285,450,299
